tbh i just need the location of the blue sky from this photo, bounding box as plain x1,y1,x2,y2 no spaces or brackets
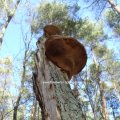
0,0,39,57
1,0,120,67
0,0,91,64
0,0,113,83
0,0,39,95
0,1,120,119
0,0,119,96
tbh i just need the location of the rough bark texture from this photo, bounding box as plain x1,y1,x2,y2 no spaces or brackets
32,40,85,120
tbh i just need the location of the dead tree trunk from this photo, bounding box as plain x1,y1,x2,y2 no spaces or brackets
32,40,85,120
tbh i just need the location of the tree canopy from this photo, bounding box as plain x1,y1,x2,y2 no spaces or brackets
0,0,120,119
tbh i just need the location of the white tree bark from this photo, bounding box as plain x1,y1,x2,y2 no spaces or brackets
108,0,120,14
0,0,20,46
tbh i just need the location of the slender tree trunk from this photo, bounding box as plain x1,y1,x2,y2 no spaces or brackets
0,0,20,46
31,100,37,120
97,79,108,120
32,40,85,120
13,30,32,120
37,106,42,120
108,0,120,14
13,50,27,120
86,91,97,120
112,108,116,120
13,94,21,120
91,48,109,120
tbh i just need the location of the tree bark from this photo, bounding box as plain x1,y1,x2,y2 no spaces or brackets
86,90,97,120
13,94,21,120
0,0,20,46
98,79,108,120
108,0,120,14
13,50,27,120
32,40,85,120
91,48,109,120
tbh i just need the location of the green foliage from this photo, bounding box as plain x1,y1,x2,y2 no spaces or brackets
0,56,13,119
105,10,120,36
31,2,68,33
31,2,83,37
0,0,14,12
89,63,98,81
31,1,107,46
78,19,105,42
0,1,3,9
93,44,109,59
30,2,120,119
38,3,68,23
1,0,120,119
0,57,12,74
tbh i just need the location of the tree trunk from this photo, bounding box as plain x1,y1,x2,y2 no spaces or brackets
108,0,120,14
0,0,20,46
112,108,116,120
32,40,85,120
31,99,37,120
86,91,97,120
92,48,109,120
13,94,21,120
98,79,108,120
37,106,42,120
13,50,27,120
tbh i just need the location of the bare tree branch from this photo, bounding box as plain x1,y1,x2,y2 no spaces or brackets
0,0,21,46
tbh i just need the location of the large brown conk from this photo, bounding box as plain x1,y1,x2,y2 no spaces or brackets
44,25,87,80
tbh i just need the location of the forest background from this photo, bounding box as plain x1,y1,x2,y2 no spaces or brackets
0,0,120,119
